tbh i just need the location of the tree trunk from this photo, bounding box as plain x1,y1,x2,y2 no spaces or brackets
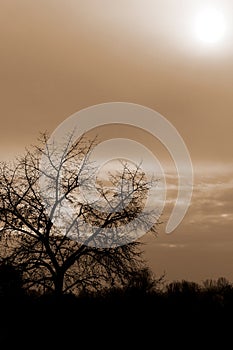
54,271,64,295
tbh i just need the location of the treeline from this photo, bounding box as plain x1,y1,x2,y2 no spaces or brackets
1,263,233,346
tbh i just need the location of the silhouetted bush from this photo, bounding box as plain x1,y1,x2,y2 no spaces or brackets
0,262,24,299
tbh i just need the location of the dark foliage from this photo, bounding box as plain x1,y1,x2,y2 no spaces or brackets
1,267,233,347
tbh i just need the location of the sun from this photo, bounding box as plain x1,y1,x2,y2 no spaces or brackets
195,8,226,44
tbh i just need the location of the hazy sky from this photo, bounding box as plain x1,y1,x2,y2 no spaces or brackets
0,0,233,282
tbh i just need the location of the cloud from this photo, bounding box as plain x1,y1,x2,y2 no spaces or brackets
157,243,186,249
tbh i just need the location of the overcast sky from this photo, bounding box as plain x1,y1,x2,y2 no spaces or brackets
0,0,233,283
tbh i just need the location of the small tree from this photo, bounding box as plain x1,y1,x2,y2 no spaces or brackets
125,267,164,296
0,133,160,295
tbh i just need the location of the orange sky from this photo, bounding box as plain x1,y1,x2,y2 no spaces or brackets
0,0,233,282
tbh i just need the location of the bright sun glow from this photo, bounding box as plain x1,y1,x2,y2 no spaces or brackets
195,8,226,44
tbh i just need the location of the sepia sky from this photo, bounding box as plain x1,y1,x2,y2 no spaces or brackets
0,0,233,283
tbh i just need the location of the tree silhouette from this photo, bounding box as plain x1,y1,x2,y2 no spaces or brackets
0,133,160,295
125,267,164,296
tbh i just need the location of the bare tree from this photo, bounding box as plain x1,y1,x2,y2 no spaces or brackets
0,132,160,295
